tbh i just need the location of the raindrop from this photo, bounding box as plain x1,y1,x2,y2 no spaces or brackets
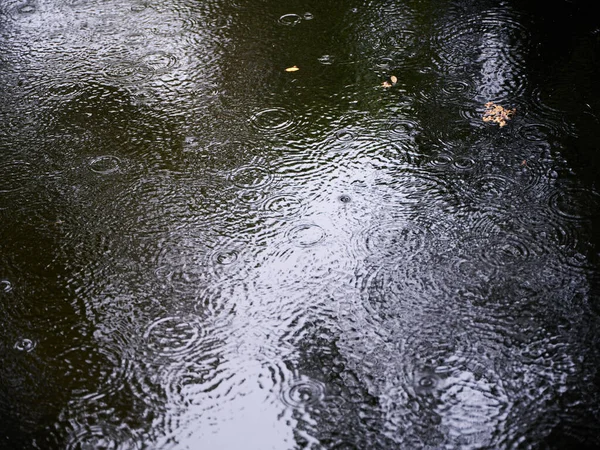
14,338,36,352
17,3,36,14
453,156,475,171
387,119,420,138
428,153,453,167
65,424,139,450
287,223,325,247
261,194,303,217
418,375,437,389
1,280,12,293
250,107,295,132
88,155,121,174
229,165,273,189
58,338,134,402
213,249,238,266
477,233,534,269
303,12,314,20
338,194,352,203
281,377,325,408
441,80,471,96
549,188,600,221
318,54,334,65
335,129,356,142
518,123,552,142
278,13,301,26
141,51,178,73
403,328,475,373
144,316,206,359
103,61,150,82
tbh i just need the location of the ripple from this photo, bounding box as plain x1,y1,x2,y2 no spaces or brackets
386,118,420,139
1,280,13,293
453,156,476,171
0,160,31,193
427,153,453,168
14,338,36,352
478,233,533,269
206,243,251,280
236,188,270,206
143,316,207,360
430,7,529,101
154,261,207,295
549,188,600,221
65,424,139,450
518,123,553,142
140,51,179,73
260,194,303,218
360,222,427,260
278,13,301,26
286,223,326,247
103,61,151,82
402,327,476,374
229,165,274,189
441,79,473,97
58,341,133,402
413,365,443,395
88,155,121,174
281,376,325,408
16,2,36,14
335,129,356,142
463,174,516,204
250,107,296,133
378,29,418,54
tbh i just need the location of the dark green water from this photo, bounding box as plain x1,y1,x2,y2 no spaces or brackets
1,0,600,448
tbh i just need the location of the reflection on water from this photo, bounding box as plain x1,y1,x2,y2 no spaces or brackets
1,0,600,448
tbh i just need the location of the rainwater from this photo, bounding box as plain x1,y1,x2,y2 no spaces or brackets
1,0,600,448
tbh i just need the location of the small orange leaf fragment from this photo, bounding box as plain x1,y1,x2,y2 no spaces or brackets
285,65,300,72
382,75,398,88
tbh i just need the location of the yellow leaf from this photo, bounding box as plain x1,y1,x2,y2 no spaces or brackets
390,75,398,84
382,81,392,88
285,66,300,72
482,102,515,127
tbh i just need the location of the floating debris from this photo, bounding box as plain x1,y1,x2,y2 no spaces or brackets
382,75,398,88
483,102,516,127
285,65,300,72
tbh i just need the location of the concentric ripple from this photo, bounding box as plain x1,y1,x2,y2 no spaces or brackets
477,233,534,269
65,424,140,450
249,107,296,133
229,164,274,189
140,51,179,73
143,316,207,360
286,223,326,247
260,194,304,218
14,338,36,352
401,327,476,375
281,376,326,408
549,188,600,221
58,341,134,402
88,155,121,174
278,13,301,26
1,279,13,293
103,61,150,82
358,220,427,260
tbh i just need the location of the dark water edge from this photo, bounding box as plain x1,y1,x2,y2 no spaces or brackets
1,0,600,448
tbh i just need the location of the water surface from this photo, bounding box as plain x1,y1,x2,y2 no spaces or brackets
1,0,600,448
